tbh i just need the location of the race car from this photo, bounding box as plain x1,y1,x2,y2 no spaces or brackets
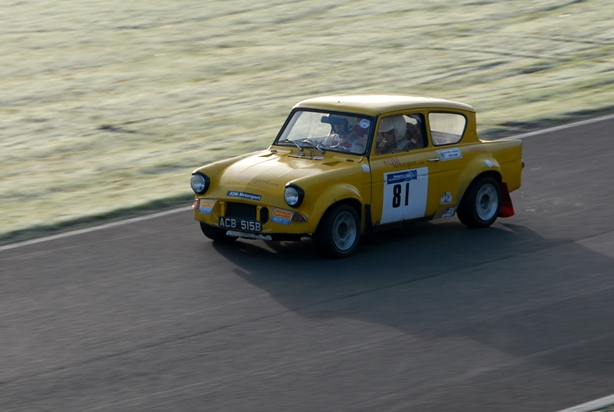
191,95,523,258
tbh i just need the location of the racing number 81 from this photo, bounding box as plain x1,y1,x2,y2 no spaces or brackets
392,183,410,208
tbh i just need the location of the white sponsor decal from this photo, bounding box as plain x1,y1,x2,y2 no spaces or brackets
227,191,262,201
437,148,462,160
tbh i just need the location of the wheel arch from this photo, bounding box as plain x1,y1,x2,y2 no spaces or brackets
326,196,362,220
457,168,502,208
310,184,365,233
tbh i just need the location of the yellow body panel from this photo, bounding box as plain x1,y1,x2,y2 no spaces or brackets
193,148,370,235
192,95,523,241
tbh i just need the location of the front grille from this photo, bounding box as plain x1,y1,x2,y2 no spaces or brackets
226,202,269,223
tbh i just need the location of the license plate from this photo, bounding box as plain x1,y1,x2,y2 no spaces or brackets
219,217,262,233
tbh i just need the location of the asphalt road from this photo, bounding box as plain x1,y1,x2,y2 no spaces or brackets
2,117,614,412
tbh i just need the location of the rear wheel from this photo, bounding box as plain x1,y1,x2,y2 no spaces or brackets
314,204,360,258
200,222,237,242
457,176,500,228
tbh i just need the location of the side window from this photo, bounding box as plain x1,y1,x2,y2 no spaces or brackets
375,113,426,155
429,113,466,146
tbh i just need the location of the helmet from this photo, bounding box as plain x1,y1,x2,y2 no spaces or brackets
322,115,355,130
379,115,406,139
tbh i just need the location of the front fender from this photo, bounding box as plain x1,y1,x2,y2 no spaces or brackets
309,183,364,230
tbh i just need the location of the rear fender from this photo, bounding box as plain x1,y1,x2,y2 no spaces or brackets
454,156,502,208
481,139,523,191
454,159,515,218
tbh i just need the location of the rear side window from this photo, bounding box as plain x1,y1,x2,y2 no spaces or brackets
429,113,466,146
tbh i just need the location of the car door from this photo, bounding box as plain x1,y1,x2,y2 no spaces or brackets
369,113,463,225
425,111,469,217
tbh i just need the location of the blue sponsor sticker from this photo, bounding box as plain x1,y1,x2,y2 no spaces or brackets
272,216,291,225
386,170,417,184
271,208,293,225
198,199,214,214
227,191,262,201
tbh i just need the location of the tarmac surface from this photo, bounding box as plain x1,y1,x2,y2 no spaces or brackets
2,116,614,411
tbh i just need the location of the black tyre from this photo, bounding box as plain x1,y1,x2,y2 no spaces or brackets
457,175,501,228
200,222,237,242
314,203,360,258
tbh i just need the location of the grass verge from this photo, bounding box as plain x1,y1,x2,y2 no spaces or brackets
2,0,613,244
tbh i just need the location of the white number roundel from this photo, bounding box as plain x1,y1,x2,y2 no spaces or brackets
381,167,428,224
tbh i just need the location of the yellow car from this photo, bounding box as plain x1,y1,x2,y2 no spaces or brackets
191,95,523,258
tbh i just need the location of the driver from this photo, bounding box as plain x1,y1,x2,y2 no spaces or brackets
323,116,366,153
376,115,409,154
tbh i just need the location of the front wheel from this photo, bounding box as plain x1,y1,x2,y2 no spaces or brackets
314,204,360,258
200,222,237,242
457,176,501,228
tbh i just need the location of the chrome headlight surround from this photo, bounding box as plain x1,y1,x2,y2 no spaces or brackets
284,184,305,208
191,172,210,195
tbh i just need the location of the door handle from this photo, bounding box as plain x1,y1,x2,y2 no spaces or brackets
427,157,440,162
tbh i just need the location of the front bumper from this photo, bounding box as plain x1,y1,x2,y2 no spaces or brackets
193,198,312,237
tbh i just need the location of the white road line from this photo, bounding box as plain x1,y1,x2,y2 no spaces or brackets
2,112,613,253
558,393,614,412
499,113,614,141
0,207,191,252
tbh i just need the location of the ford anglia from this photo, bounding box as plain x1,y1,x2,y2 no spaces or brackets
191,95,523,258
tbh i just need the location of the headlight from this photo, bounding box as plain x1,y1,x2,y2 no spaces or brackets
284,184,304,207
191,173,209,195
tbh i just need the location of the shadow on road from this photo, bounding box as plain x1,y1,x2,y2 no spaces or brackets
212,220,614,378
